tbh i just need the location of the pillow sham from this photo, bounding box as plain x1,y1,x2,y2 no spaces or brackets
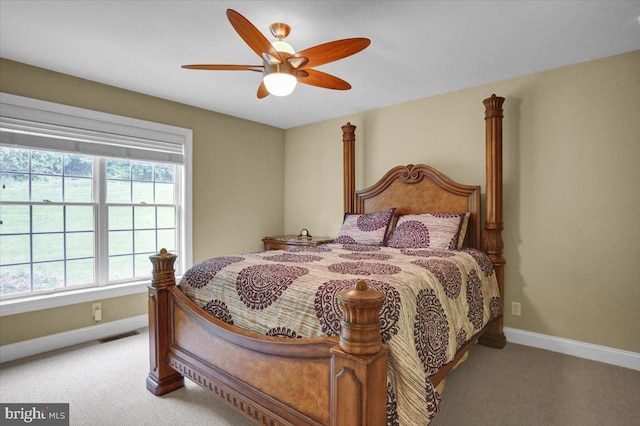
456,212,471,249
334,208,396,246
387,212,467,250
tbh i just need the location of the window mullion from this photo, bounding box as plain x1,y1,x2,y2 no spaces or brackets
96,157,108,287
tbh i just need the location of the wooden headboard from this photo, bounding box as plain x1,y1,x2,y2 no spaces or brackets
353,164,481,249
341,94,506,348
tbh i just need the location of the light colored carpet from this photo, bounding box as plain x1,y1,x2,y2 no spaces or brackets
1,328,638,425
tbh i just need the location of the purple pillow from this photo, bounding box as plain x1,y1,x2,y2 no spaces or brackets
387,213,466,250
335,208,396,246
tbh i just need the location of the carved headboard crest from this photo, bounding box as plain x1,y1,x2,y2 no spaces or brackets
398,164,423,183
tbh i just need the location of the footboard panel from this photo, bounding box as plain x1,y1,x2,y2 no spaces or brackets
168,287,335,425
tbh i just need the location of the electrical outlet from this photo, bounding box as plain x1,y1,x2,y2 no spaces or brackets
511,302,521,317
92,303,102,322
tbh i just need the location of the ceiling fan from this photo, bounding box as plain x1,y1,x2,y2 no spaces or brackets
182,9,371,98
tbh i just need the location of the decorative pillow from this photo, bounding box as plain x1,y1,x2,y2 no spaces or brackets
456,212,471,249
387,213,467,250
334,208,396,246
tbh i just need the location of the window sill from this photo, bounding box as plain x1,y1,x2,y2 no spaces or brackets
0,281,150,317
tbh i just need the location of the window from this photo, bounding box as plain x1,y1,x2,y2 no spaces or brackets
0,93,192,309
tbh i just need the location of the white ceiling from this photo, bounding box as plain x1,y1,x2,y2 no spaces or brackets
1,1,639,129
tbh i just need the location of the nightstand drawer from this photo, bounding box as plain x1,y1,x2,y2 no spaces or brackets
262,235,333,251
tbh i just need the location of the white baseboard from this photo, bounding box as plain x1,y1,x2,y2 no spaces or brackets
504,327,640,371
0,314,148,364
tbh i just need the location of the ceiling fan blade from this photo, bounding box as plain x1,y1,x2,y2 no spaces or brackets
182,64,263,72
294,38,370,69
226,9,282,61
298,69,351,90
257,81,269,99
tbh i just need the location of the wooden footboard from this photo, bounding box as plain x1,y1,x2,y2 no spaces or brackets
147,249,388,426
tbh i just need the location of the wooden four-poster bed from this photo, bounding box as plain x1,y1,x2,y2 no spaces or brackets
146,94,507,425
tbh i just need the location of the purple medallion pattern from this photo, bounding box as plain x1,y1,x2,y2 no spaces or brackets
357,210,393,232
414,289,449,371
341,244,382,252
466,269,484,329
489,296,503,319
461,248,494,276
339,252,393,261
411,259,462,299
183,256,244,288
328,261,401,276
236,264,308,310
314,279,400,342
424,380,442,421
264,253,323,263
334,235,357,244
203,300,233,325
388,220,430,248
400,249,455,258
287,245,332,253
386,382,399,426
456,328,468,351
266,327,302,339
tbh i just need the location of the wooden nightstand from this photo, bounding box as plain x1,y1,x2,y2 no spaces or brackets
262,235,334,251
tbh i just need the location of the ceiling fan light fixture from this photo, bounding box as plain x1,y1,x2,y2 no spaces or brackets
263,72,297,96
271,40,295,55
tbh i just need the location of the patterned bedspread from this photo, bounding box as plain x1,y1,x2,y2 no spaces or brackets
178,243,502,425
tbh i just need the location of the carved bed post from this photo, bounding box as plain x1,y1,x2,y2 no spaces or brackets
146,249,185,395
343,122,356,214
331,281,388,426
479,94,507,349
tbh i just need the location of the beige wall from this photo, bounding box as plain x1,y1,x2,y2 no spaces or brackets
0,58,285,345
284,51,640,353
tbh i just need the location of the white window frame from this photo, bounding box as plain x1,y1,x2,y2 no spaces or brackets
0,92,192,316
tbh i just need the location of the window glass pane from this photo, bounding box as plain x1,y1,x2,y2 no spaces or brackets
64,177,92,202
33,205,63,233
1,147,29,172
32,175,62,202
31,151,62,175
158,229,175,251
155,183,174,204
132,181,153,204
106,179,131,203
134,254,151,278
67,258,94,286
0,235,30,264
109,255,133,281
108,206,132,230
0,264,31,296
106,159,130,179
64,154,92,177
32,261,64,291
134,206,155,229
32,233,64,262
1,173,29,201
66,232,94,259
132,161,153,181
109,230,133,255
157,207,175,229
66,206,94,232
0,205,30,234
154,164,174,183
134,230,155,253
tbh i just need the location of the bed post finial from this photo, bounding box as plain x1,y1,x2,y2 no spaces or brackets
337,280,385,355
147,249,184,395
480,95,507,349
342,122,356,214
